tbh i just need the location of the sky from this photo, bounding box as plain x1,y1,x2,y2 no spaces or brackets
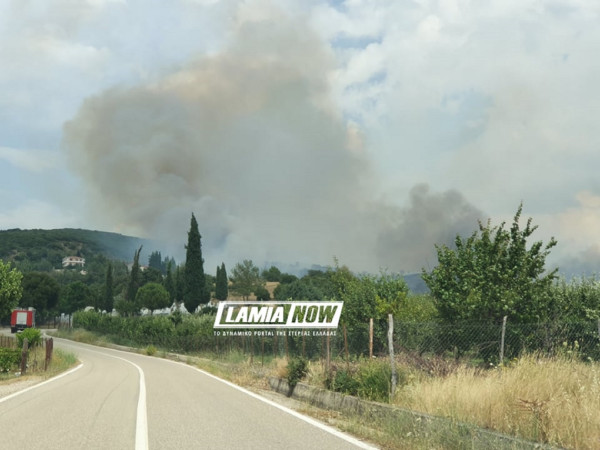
1,0,599,276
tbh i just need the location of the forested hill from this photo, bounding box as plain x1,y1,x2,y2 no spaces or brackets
0,228,148,270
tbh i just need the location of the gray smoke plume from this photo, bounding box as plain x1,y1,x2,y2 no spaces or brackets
375,184,485,272
62,7,484,273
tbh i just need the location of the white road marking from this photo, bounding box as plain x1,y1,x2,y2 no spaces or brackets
163,358,378,450
0,363,83,404
81,348,149,450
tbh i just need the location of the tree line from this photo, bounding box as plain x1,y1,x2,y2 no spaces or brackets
3,205,600,344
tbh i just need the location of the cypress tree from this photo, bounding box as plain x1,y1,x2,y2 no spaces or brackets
183,213,208,312
164,260,176,304
126,246,143,303
215,262,228,300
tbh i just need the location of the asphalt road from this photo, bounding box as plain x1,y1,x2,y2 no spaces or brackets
0,338,376,450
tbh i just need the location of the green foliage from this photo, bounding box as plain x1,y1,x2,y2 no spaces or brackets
164,261,176,302
103,262,114,313
136,282,170,312
148,251,162,273
126,246,143,302
0,348,21,372
73,310,216,353
262,266,282,282
145,345,157,356
422,204,558,323
286,357,309,387
16,327,42,348
0,228,148,270
0,259,23,320
20,272,60,314
254,285,270,300
548,276,600,320
230,259,263,300
328,359,396,403
373,272,409,317
273,279,324,300
59,281,94,313
215,263,228,300
184,213,209,312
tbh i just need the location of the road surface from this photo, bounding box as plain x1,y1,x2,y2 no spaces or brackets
0,338,376,449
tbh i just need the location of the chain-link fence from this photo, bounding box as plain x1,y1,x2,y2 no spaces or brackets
71,310,600,363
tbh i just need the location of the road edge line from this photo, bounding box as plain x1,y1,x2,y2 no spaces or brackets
164,359,378,450
0,363,83,404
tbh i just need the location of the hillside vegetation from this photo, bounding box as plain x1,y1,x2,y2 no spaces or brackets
0,228,148,270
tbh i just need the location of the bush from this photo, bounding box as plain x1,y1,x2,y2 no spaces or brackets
0,348,21,372
328,359,398,403
287,357,309,387
16,328,42,348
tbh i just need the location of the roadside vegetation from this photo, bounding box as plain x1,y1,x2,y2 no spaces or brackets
5,206,600,447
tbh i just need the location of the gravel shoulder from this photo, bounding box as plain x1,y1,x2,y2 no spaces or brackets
0,376,44,399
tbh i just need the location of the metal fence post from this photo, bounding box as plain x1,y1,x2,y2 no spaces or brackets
500,316,507,364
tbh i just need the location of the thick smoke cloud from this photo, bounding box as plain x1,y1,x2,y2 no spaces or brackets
63,7,483,273
376,184,484,272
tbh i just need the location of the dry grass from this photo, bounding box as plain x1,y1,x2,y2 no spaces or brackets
395,353,600,448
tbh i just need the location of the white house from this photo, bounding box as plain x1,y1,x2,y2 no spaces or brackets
62,256,85,268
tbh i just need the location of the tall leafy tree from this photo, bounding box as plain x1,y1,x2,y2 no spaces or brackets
60,281,94,313
215,263,228,300
135,282,170,313
231,259,262,300
20,272,60,314
183,213,209,312
0,260,23,320
422,204,558,323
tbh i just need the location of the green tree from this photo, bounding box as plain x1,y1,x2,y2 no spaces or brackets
126,246,143,302
422,204,558,323
231,259,262,300
148,251,162,272
0,260,23,320
215,263,228,300
261,266,281,282
136,282,170,313
183,213,209,312
59,281,94,313
103,262,114,313
20,272,60,314
164,261,176,303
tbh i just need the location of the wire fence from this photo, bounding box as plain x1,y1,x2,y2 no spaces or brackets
69,310,600,364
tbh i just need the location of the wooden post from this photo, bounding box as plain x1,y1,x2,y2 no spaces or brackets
369,318,374,358
388,314,397,398
500,315,507,365
45,338,54,371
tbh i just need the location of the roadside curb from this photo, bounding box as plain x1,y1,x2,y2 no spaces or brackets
268,377,560,450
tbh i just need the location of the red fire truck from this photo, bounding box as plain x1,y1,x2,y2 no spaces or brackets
10,308,36,333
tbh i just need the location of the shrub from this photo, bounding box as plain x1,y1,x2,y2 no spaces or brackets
145,345,157,356
0,348,21,372
287,357,309,387
328,367,360,396
16,328,42,348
